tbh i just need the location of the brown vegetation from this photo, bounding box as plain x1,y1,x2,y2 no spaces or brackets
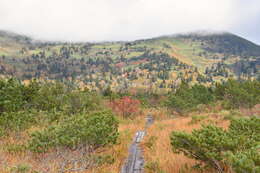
142,110,230,173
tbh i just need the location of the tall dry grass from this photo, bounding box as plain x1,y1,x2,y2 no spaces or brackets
142,110,230,173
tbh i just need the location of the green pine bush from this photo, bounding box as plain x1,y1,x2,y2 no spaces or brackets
28,110,119,152
170,116,260,172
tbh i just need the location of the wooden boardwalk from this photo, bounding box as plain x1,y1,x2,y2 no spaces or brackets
121,115,153,173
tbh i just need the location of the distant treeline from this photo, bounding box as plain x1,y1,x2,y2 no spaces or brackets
165,79,260,113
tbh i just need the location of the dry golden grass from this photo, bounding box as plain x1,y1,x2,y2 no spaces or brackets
143,107,172,121
142,112,230,173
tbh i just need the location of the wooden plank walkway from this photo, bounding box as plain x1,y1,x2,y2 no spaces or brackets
121,115,153,173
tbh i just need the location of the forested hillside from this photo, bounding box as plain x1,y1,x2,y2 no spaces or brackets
0,31,260,93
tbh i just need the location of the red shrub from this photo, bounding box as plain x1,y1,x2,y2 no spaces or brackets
110,96,140,118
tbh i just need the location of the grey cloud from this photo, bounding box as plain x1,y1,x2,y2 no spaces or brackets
0,0,259,43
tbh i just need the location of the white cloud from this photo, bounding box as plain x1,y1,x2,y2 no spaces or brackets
0,0,259,42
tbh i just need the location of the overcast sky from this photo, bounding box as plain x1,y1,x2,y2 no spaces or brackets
0,0,259,44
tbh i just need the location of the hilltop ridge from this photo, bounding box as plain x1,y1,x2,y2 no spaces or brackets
0,30,259,92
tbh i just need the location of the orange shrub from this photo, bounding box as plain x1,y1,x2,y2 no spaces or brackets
110,96,140,118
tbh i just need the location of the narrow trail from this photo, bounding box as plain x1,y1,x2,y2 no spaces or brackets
121,115,154,173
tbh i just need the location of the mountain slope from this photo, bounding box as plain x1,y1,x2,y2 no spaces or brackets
0,30,32,57
0,30,259,92
174,32,260,56
0,30,32,44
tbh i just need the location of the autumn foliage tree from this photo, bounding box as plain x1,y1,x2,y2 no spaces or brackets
110,96,140,118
